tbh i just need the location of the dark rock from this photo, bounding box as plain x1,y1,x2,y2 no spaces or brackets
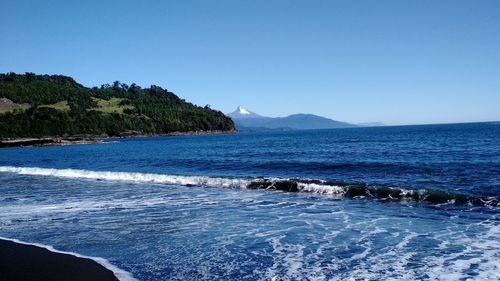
344,185,368,197
271,180,299,192
247,181,273,189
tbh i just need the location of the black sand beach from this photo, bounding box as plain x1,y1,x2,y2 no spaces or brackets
0,239,119,281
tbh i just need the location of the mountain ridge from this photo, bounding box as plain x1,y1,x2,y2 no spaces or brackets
227,106,355,130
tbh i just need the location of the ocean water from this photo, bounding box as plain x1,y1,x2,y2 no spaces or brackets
0,122,499,280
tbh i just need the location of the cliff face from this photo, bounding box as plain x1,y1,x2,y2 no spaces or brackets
0,73,235,138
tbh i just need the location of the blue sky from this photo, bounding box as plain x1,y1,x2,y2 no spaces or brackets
1,0,499,125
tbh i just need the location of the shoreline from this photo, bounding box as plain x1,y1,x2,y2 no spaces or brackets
0,237,135,281
0,137,103,148
0,130,238,148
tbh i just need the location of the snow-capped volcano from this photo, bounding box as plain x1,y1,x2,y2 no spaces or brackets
227,106,263,119
237,106,251,115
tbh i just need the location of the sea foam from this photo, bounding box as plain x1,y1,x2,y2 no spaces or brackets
0,166,250,188
0,166,497,206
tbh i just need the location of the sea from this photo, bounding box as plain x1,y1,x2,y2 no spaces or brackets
0,122,499,281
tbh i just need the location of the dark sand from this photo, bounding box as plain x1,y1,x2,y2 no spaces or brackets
0,239,119,281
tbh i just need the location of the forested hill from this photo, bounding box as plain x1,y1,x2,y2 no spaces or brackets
0,73,235,138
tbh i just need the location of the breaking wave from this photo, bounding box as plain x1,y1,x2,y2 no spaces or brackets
0,166,497,207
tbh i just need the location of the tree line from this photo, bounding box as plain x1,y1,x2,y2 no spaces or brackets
0,72,235,138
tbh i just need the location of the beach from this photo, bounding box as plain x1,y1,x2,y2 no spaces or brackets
0,238,119,281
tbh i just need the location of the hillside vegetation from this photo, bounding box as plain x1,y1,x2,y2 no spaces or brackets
0,73,234,138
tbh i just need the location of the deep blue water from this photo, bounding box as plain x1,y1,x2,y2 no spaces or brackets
0,122,499,280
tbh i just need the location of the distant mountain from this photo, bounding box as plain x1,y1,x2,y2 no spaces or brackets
227,106,355,131
267,114,355,130
357,122,386,127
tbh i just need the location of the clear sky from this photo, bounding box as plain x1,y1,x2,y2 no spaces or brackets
1,0,499,125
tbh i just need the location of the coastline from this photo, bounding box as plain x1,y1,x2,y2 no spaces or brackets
0,237,133,281
0,130,238,148
0,137,103,148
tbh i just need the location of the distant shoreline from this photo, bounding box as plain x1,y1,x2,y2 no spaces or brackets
0,137,103,148
0,238,121,281
0,130,237,148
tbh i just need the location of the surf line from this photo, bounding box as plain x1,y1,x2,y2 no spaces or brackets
0,166,497,206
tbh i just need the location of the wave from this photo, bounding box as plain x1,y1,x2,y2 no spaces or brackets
0,166,497,207
0,236,137,281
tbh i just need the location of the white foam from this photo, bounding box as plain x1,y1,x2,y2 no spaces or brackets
0,166,351,197
424,219,500,281
265,236,309,280
0,166,250,189
0,236,137,281
297,183,345,195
